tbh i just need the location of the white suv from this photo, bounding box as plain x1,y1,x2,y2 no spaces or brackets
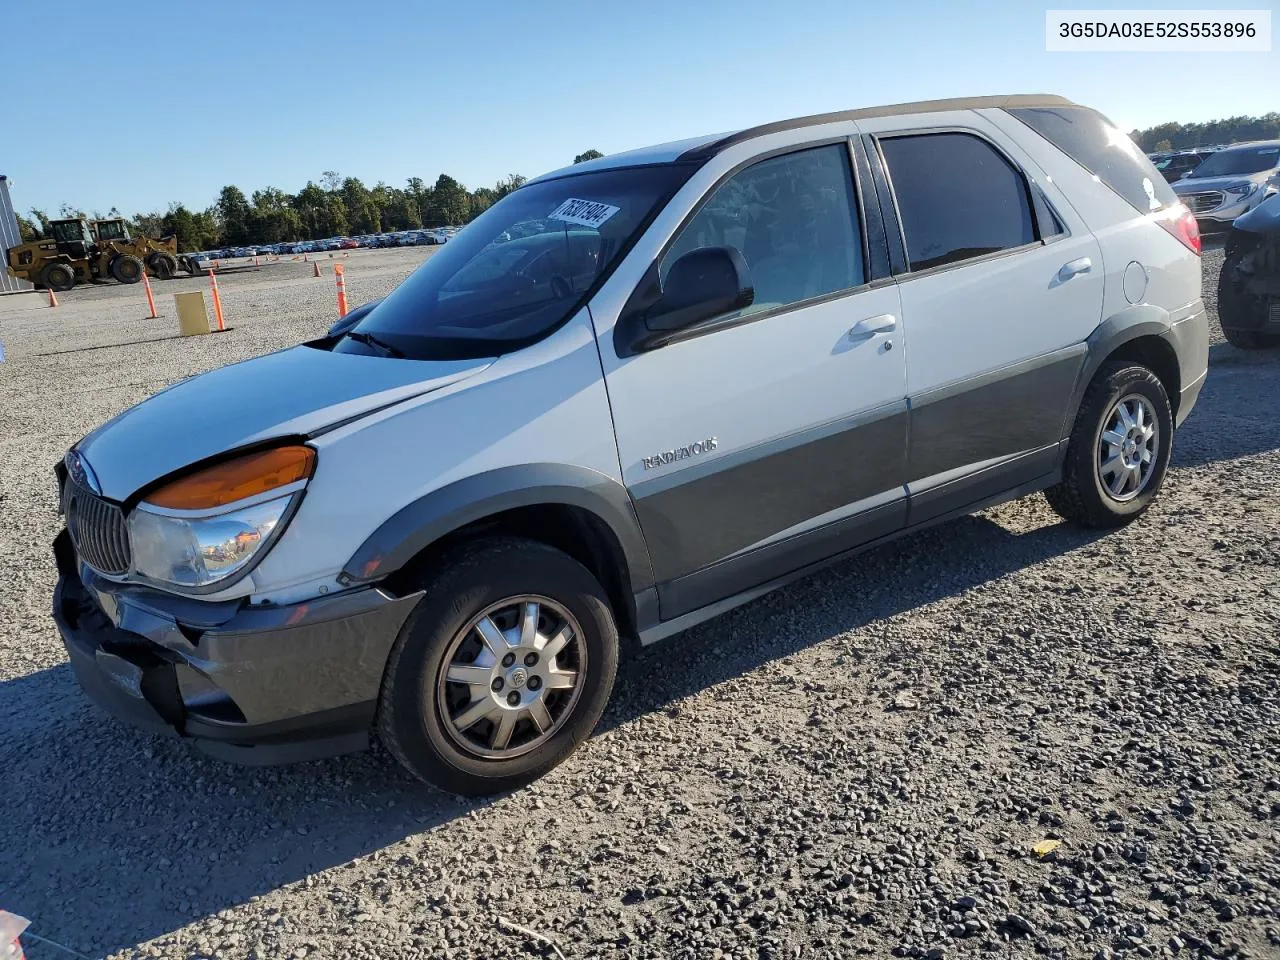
54,95,1207,794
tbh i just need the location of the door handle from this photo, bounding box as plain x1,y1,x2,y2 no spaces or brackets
848,314,897,338
1058,257,1092,281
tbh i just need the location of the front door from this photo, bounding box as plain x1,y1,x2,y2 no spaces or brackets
598,141,909,619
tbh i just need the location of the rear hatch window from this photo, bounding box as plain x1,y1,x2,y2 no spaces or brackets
1008,105,1177,214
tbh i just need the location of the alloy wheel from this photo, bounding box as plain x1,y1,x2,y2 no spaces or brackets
435,595,586,760
1096,394,1159,502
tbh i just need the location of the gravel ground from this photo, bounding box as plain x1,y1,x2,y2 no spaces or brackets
0,245,1277,960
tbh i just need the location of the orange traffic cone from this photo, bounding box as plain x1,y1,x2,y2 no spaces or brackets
312,261,322,278
47,287,58,307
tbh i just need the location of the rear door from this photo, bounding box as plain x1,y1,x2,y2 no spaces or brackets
591,137,909,620
860,114,1106,522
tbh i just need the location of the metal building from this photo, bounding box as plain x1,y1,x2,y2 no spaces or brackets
0,174,32,293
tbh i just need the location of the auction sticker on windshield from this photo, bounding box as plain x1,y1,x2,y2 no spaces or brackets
548,199,620,229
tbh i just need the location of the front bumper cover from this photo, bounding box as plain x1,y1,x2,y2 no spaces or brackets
52,530,421,764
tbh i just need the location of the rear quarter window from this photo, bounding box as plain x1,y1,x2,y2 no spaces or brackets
1008,105,1176,214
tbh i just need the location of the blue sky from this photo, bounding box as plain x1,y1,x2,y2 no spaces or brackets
1,0,1274,217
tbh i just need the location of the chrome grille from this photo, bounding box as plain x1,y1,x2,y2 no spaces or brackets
66,483,131,575
1184,191,1224,214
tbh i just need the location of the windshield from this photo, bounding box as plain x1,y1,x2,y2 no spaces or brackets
52,221,91,244
334,164,693,360
96,221,128,240
1186,145,1280,178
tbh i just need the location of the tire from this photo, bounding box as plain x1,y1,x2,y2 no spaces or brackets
110,254,144,284
377,537,619,796
148,253,177,281
1045,362,1174,528
1222,324,1280,349
1217,253,1280,349
41,262,75,292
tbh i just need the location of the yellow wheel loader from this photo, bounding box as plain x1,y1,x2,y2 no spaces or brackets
5,218,146,291
91,219,197,279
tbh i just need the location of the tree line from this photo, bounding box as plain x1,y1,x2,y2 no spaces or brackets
16,149,607,252
1129,112,1280,153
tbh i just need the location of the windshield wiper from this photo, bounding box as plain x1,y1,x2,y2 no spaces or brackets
344,330,406,358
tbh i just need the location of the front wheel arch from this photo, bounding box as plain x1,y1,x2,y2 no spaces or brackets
380,501,640,645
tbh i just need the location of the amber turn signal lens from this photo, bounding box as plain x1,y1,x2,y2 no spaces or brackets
145,446,316,510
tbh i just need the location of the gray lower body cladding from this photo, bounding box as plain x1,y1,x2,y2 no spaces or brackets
630,402,909,585
632,345,1088,619
52,530,420,763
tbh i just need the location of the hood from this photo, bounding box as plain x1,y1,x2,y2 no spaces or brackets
1173,173,1267,193
77,344,493,500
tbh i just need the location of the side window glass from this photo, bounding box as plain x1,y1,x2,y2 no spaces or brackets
880,133,1036,271
661,144,864,318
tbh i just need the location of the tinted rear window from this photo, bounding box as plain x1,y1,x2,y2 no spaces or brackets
1009,105,1176,214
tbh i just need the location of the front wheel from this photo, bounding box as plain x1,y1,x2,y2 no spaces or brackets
148,253,177,280
377,538,619,795
1045,363,1174,528
1218,252,1280,349
41,262,76,292
1222,324,1280,349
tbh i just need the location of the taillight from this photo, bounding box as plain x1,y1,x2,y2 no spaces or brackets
1158,203,1201,255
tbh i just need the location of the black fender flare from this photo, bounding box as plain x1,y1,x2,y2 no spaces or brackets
340,463,656,594
1063,305,1175,435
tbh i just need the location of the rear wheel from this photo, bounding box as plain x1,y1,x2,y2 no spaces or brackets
110,254,144,284
1045,363,1173,528
377,537,619,795
41,262,76,292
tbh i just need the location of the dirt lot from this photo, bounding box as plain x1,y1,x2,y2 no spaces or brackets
0,246,1277,960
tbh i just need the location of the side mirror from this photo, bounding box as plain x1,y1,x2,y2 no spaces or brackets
614,246,755,355
647,246,754,334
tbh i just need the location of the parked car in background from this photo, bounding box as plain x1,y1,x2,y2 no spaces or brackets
1154,151,1214,183
340,238,360,249
1173,141,1280,233
52,94,1207,796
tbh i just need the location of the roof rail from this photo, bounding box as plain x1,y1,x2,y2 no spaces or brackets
678,94,1078,161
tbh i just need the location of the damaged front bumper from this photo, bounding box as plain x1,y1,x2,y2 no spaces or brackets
51,530,420,764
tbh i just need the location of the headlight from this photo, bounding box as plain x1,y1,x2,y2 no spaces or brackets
128,445,315,589
1225,183,1257,199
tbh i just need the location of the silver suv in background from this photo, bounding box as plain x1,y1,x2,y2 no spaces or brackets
1173,141,1280,233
